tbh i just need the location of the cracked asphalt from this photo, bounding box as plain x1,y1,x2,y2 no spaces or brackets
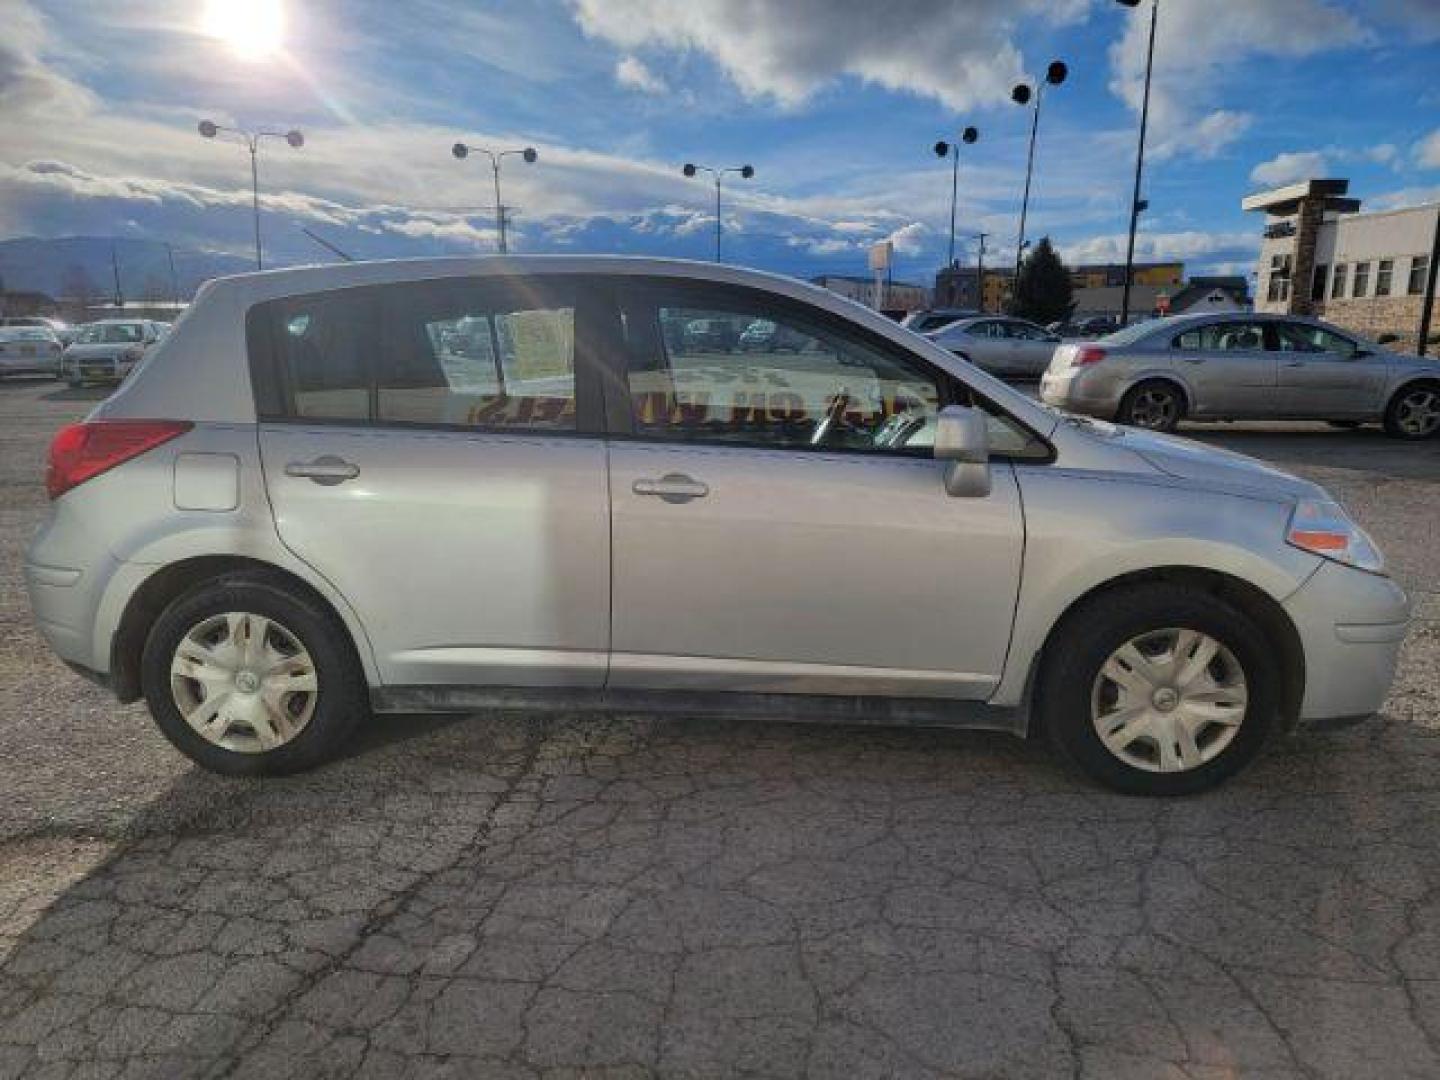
3,377,1440,1079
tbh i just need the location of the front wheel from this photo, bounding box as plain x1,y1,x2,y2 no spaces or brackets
1037,584,1277,796
1118,380,1184,433
140,572,368,775
1383,382,1440,440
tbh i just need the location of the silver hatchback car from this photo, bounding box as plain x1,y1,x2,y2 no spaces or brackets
26,258,1410,795
1041,312,1440,438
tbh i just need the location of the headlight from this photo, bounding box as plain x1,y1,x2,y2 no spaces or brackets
1286,498,1385,574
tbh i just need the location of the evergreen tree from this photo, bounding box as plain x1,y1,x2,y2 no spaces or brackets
1008,237,1073,325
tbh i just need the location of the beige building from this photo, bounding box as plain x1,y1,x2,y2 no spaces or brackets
810,274,929,312
1245,178,1439,349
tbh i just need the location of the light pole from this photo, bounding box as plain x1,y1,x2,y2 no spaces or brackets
198,120,304,270
451,143,537,254
933,126,979,269
1010,60,1069,283
682,162,754,262
1118,0,1158,327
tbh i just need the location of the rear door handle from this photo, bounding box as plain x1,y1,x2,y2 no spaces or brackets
284,456,360,485
633,473,709,503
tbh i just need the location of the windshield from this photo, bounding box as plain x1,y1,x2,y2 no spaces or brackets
76,323,144,344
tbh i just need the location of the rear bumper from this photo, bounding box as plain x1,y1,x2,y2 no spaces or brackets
1283,561,1410,722
1039,369,1119,418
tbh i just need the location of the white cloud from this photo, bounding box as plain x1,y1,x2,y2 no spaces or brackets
1415,129,1440,170
1250,150,1330,188
1368,185,1440,212
1060,230,1259,268
615,56,666,95
568,0,1088,111
1109,0,1367,160
884,222,927,256
1365,143,1400,167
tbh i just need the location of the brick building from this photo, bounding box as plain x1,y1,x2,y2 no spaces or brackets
1245,178,1440,349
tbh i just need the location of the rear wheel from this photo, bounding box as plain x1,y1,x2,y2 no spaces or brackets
1038,583,1277,796
1383,382,1440,440
1118,380,1185,433
140,572,368,775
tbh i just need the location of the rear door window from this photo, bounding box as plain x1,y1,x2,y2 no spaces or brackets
252,278,581,431
1172,322,1268,352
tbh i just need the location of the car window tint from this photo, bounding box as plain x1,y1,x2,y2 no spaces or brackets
1272,322,1358,357
262,281,578,430
1173,322,1266,352
626,298,941,453
273,291,371,420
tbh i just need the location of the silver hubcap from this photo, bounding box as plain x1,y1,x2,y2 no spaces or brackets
1396,389,1440,436
1128,387,1179,429
1091,627,1247,774
170,612,318,754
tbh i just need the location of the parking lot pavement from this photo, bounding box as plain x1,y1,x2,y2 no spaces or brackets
2,376,1439,1078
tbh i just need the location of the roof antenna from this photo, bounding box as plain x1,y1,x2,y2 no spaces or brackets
300,227,354,262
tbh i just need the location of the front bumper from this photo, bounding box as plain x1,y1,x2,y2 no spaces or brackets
1283,561,1410,722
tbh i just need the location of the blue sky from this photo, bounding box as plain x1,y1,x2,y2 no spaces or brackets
2,0,1439,289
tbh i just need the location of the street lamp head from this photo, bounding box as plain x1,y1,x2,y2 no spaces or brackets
451,142,469,160
682,163,697,178
739,164,754,179
1046,60,1069,86
933,140,950,158
1011,84,1032,106
285,129,304,149
198,119,218,138
521,147,538,163
961,126,978,144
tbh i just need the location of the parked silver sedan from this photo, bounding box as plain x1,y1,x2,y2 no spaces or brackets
0,327,64,378
927,316,1062,379
1041,312,1440,438
25,258,1409,797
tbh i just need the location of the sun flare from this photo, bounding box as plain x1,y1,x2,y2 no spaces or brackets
201,0,285,61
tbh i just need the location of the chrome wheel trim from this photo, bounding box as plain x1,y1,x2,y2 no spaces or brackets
1090,627,1247,774
170,612,318,754
1395,388,1440,437
1128,386,1179,429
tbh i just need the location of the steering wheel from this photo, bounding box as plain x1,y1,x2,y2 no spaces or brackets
810,388,851,447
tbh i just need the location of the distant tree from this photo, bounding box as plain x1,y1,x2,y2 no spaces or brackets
1008,237,1073,325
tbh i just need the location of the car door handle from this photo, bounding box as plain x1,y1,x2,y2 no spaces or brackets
633,473,709,503
284,456,360,485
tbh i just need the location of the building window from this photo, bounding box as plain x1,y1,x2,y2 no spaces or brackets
1411,255,1432,296
1311,264,1329,303
1266,253,1292,302
1352,261,1370,298
1376,259,1393,297
1331,264,1347,299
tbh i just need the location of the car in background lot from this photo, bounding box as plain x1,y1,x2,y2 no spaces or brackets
1040,312,1440,439
61,319,169,387
0,326,64,378
738,318,808,352
681,317,738,352
24,257,1409,797
901,307,978,333
1049,315,1118,339
1,315,74,345
927,315,1062,378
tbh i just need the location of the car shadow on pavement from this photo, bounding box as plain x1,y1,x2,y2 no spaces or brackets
3,711,1440,1077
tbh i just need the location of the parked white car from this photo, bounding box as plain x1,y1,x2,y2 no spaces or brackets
61,319,169,387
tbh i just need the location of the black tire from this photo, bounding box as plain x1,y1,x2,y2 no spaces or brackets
1382,381,1440,440
1037,583,1278,796
140,571,368,775
1117,380,1185,433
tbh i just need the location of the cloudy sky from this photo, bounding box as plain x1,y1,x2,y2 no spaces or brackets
3,0,1439,287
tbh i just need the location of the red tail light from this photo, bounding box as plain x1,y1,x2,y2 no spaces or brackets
1073,346,1108,366
46,420,192,500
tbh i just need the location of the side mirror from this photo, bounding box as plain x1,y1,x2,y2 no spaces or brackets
934,405,991,498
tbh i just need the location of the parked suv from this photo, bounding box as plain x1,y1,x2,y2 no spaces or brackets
61,319,169,387
26,258,1409,795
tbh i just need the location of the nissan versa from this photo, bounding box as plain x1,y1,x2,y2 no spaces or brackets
24,258,1410,795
